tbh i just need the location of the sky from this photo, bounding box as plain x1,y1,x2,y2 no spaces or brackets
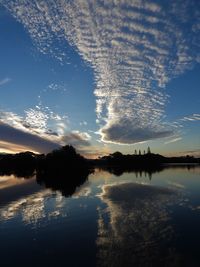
0,0,199,158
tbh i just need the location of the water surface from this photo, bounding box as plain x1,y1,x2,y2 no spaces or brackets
0,166,200,266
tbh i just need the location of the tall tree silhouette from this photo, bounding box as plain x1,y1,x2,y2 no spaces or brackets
147,146,151,154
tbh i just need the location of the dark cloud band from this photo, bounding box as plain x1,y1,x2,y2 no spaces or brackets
0,122,60,153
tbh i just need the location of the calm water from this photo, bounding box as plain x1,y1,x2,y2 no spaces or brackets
0,166,200,267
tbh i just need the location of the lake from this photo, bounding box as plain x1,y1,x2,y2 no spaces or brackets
0,165,200,266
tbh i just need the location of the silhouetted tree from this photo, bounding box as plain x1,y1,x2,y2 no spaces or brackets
147,146,151,154
38,145,89,171
0,151,36,177
111,151,123,158
134,149,137,155
139,150,141,155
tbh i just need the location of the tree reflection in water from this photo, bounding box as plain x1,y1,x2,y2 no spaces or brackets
36,168,92,197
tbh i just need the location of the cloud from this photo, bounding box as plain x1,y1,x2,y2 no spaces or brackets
61,131,91,148
2,1,200,144
47,83,67,92
0,109,91,154
180,114,200,122
0,140,39,154
80,121,87,126
0,121,60,153
100,119,172,144
0,107,67,138
0,77,11,86
164,137,182,145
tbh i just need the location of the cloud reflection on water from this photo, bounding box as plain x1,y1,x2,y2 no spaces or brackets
97,182,185,266
0,174,31,190
0,189,67,225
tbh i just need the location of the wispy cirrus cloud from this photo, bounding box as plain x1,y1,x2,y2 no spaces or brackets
180,114,200,122
1,1,200,144
0,77,11,86
164,137,182,145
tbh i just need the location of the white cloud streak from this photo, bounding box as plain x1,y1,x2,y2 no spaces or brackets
1,0,200,144
0,77,11,86
164,137,182,145
180,114,200,122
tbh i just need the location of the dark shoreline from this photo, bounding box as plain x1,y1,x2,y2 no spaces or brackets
0,145,199,180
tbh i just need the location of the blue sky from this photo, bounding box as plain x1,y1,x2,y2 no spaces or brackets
0,0,199,157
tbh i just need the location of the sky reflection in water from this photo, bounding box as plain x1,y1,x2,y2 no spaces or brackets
0,166,200,266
